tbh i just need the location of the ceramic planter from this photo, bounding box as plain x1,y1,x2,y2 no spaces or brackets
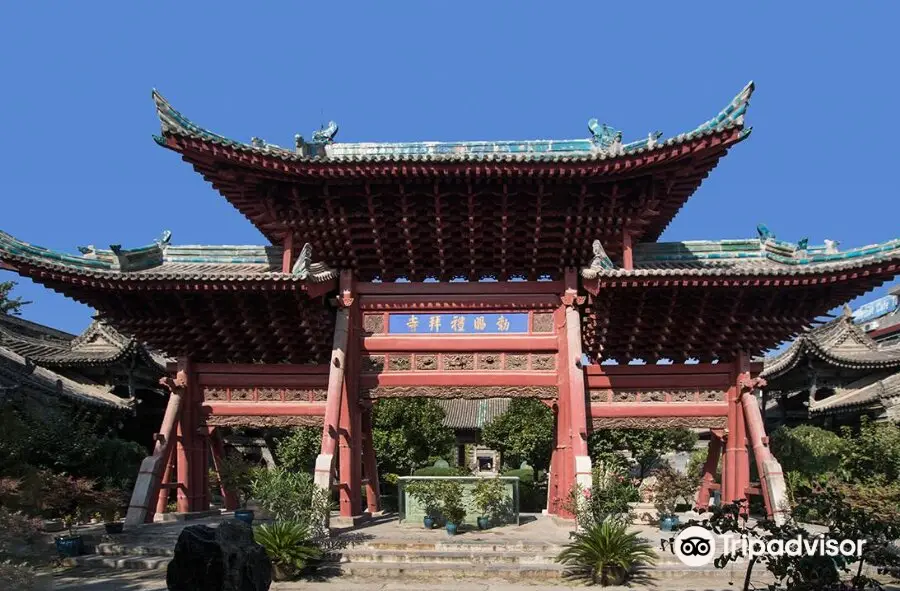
445,522,458,536
477,516,490,530
55,535,84,557
234,509,255,525
423,516,435,529
104,522,124,535
659,514,680,531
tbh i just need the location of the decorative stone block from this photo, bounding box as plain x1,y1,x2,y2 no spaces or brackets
505,354,528,370
477,353,502,370
532,313,554,333
701,390,724,402
389,354,412,371
443,354,474,371
361,355,385,372
531,354,556,371
415,354,438,371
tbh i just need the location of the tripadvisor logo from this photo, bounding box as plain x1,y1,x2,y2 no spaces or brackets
673,526,867,566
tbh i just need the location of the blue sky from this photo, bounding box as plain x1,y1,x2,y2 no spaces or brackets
1,2,898,337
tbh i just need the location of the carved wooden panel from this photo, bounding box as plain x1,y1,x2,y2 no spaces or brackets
389,354,412,371
531,354,556,371
592,416,726,429
230,388,254,402
205,415,324,428
362,386,558,399
203,387,228,401
362,314,385,335
476,353,502,371
532,313,554,333
505,354,528,370
361,355,385,372
444,354,474,371
415,354,438,371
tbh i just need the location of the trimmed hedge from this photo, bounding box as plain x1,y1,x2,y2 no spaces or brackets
412,465,471,477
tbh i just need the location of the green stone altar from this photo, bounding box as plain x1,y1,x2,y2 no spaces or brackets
397,476,521,527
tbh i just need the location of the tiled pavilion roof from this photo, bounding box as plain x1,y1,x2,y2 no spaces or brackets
762,309,900,379
437,398,511,431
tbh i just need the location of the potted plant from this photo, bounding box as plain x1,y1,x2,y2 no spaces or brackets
473,476,507,530
652,466,697,532
104,510,124,534
254,521,322,581
437,481,466,536
96,488,126,534
55,512,85,557
219,453,255,524
405,480,441,529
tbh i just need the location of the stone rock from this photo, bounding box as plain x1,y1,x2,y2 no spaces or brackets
166,520,271,591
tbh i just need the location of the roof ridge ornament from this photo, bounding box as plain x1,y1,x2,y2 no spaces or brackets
589,240,615,271
311,121,338,144
291,243,313,278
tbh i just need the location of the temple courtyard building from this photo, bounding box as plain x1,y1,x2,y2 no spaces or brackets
2,81,899,526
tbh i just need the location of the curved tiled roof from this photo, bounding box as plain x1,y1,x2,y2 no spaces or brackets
0,345,128,409
152,82,754,163
582,237,900,280
809,373,900,415
762,312,900,379
0,231,339,285
437,398,511,430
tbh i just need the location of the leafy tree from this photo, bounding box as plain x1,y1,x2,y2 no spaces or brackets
372,398,455,476
0,281,28,316
769,424,846,489
839,417,900,484
274,427,320,473
588,428,697,481
480,398,554,473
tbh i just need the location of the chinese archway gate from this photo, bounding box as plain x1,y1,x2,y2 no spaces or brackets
2,81,899,526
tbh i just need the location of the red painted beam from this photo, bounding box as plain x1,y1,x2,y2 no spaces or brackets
586,363,735,376
361,335,557,352
359,295,561,310
356,280,565,295
181,363,330,374
587,374,732,389
197,374,330,388
359,372,558,388
202,402,327,416
589,403,728,418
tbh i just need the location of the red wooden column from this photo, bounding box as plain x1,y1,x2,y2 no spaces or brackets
208,427,238,510
175,357,206,513
547,269,591,518
361,406,381,514
723,354,750,508
336,272,362,519
622,229,634,270
696,429,724,510
155,444,176,516
282,232,294,273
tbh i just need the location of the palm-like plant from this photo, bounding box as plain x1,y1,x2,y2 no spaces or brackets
253,521,322,581
555,520,656,586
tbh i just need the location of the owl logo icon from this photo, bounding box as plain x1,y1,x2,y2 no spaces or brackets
674,526,716,567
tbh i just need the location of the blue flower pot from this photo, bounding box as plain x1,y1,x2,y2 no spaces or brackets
55,535,84,557
477,516,490,530
234,509,255,525
423,516,435,529
660,515,680,532
446,522,458,536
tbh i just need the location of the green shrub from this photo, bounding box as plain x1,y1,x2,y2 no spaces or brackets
250,468,330,538
503,467,545,512
0,560,36,590
405,480,442,518
472,476,509,521
219,453,254,509
436,481,466,525
839,418,900,484
555,520,655,585
254,521,321,579
274,427,320,474
770,424,845,487
651,465,697,518
412,465,470,477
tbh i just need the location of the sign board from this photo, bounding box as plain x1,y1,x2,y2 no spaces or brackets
388,313,528,335
852,295,899,325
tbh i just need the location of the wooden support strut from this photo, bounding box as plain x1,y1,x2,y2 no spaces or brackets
696,429,724,510
314,270,354,524
124,358,188,527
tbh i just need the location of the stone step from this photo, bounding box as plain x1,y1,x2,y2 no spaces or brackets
330,561,567,581
331,549,559,565
354,540,565,553
63,554,171,570
95,542,175,557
